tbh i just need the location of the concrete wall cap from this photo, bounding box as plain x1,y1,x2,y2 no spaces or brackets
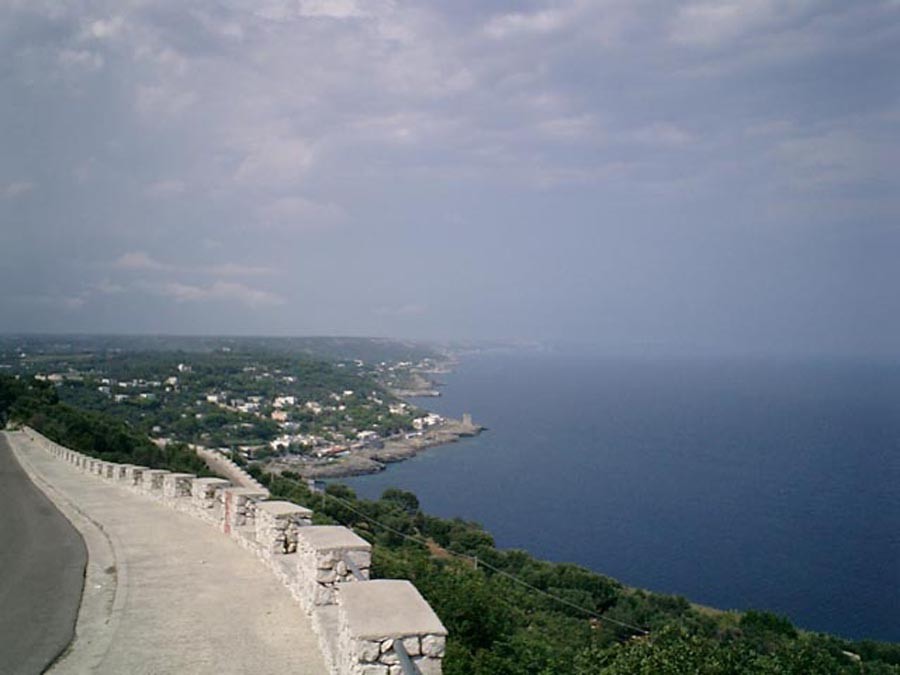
339,580,447,639
221,487,268,498
256,501,313,517
192,477,231,486
297,525,371,551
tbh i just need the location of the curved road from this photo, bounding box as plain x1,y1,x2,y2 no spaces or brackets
0,433,87,675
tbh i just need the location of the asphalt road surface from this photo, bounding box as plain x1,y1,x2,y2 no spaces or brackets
0,434,87,675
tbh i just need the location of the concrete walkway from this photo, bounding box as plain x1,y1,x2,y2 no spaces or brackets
5,431,327,675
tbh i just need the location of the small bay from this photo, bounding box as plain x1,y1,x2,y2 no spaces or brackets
343,351,900,642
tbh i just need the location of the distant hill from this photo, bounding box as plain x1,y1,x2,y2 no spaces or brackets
0,334,443,365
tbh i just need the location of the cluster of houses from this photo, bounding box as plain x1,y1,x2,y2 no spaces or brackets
196,384,447,462
36,370,178,403
31,359,448,465
205,392,265,415
373,358,441,374
262,403,447,461
35,362,200,405
412,412,443,431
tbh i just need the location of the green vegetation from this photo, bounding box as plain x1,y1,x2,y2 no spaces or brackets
251,470,900,674
1,375,209,474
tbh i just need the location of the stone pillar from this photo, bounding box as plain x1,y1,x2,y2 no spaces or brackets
123,465,147,488
114,464,135,481
336,579,447,675
220,487,268,537
295,526,371,610
141,469,170,497
254,501,313,556
191,477,231,522
162,473,196,507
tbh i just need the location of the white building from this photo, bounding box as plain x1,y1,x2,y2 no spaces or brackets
273,396,296,409
412,413,443,430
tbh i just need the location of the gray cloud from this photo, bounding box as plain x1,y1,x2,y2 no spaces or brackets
0,0,898,355
2,181,35,199
151,280,285,308
113,251,171,272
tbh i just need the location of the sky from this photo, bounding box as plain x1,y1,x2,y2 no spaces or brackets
1,0,898,356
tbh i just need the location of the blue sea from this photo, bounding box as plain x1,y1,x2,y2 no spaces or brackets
343,351,900,642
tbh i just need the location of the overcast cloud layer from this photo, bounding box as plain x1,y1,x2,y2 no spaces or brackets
1,0,898,356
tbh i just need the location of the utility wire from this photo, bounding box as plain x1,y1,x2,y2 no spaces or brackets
316,488,650,637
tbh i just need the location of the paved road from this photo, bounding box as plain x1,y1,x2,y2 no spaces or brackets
0,434,87,675
5,431,327,674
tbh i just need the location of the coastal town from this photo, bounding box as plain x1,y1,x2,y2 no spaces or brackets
1,336,482,478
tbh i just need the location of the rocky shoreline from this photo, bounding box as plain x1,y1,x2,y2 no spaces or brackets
267,416,484,479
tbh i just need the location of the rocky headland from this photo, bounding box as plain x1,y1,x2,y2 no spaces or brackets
268,416,484,479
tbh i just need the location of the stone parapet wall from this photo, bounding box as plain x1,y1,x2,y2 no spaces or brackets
20,426,447,675
255,501,313,555
141,469,170,498
337,580,447,675
195,446,269,495
123,465,146,487
162,472,193,499
114,464,134,481
295,526,373,610
191,477,231,522
162,472,195,512
221,486,269,535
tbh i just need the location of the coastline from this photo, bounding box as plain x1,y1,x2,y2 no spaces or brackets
265,358,485,480
280,416,485,479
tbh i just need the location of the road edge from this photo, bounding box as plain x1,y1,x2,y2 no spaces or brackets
5,431,127,674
